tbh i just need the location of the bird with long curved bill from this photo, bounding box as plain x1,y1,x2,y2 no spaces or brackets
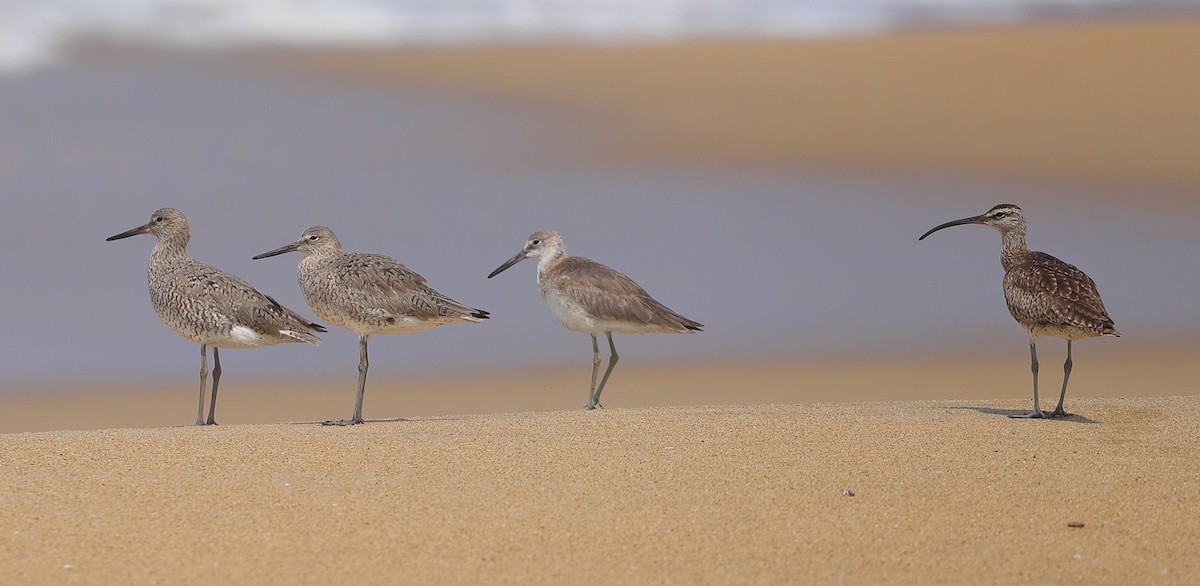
920,204,1119,418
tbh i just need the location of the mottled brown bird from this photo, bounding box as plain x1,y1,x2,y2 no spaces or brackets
107,208,325,426
488,229,703,410
920,204,1119,418
253,226,488,426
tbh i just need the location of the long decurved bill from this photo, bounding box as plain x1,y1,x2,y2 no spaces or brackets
918,214,987,241
106,223,151,241
487,251,527,279
252,242,302,260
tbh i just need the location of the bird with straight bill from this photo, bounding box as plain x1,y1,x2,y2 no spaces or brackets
107,208,325,426
253,225,489,425
487,229,703,410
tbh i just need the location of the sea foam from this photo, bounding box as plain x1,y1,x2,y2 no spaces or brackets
0,0,1188,74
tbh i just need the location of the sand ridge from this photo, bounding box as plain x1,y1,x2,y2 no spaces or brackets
6,340,1198,433
2,398,1197,583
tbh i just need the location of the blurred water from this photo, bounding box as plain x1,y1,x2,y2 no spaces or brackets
3,0,1196,73
0,54,1196,393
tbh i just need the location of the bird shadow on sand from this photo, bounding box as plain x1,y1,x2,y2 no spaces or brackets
950,406,1100,424
290,417,411,426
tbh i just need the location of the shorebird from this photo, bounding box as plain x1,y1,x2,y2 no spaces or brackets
252,226,489,426
487,229,703,410
107,208,325,426
919,204,1119,418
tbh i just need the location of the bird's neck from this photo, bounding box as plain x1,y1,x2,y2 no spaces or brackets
298,250,335,273
535,249,565,282
150,234,189,261
999,226,1028,272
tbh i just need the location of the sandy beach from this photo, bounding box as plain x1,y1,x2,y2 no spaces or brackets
5,340,1199,433
4,15,1200,583
4,340,1198,581
264,17,1200,193
3,398,1198,583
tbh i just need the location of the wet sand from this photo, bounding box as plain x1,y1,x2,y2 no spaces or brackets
263,17,1200,192
5,341,1198,433
5,16,1200,583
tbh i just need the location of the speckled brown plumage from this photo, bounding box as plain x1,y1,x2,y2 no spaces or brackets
920,204,1119,418
253,225,488,425
488,229,703,410
1002,251,1118,340
107,208,325,426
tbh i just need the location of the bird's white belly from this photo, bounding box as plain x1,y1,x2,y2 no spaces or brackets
543,288,598,333
1026,323,1101,341
162,305,279,348
542,288,668,334
196,324,281,348
317,309,439,337
361,316,441,336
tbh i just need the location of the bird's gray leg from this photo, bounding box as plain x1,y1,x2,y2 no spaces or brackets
196,345,208,426
206,347,221,425
1050,340,1073,418
583,334,602,410
353,335,368,422
1010,339,1047,419
590,333,620,410
326,334,368,426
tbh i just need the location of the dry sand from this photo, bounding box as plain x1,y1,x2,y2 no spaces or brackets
8,17,1200,583
2,398,1198,583
3,343,1198,582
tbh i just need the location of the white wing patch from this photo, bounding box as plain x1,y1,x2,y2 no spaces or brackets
229,325,265,346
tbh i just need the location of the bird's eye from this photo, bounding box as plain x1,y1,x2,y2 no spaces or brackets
154,216,164,222
308,235,319,241
531,239,541,245
993,212,1007,219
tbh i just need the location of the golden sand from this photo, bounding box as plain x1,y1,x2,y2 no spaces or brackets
6,340,1198,433
10,17,1199,583
2,398,1197,583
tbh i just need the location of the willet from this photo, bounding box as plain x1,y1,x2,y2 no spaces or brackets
107,208,325,426
253,226,489,425
919,204,1119,418
487,229,703,410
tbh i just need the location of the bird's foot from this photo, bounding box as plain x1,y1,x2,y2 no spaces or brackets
1008,411,1047,419
322,418,364,426
580,403,604,411
1047,409,1073,419
197,420,218,426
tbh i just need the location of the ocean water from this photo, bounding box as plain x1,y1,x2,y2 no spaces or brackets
0,54,1196,391
2,0,1196,74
